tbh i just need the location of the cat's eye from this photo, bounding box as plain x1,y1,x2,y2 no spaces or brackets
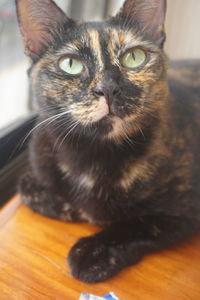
121,48,146,69
58,56,84,75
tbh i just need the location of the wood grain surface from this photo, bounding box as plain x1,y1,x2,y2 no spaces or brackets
0,195,200,300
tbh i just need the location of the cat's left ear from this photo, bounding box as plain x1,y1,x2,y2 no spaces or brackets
16,0,74,61
116,0,167,47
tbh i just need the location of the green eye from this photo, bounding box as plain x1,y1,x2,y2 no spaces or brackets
59,57,84,75
121,48,146,69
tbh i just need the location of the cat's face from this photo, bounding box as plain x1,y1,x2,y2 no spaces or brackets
17,0,168,143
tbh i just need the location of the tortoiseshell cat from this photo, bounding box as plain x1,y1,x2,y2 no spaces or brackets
16,0,200,283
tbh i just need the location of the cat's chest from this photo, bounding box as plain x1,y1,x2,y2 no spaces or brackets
58,160,117,192
57,157,151,195
57,156,156,225
58,161,95,190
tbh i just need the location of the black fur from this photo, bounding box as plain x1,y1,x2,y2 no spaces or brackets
16,0,200,283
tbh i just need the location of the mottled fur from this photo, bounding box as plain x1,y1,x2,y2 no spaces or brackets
16,0,200,283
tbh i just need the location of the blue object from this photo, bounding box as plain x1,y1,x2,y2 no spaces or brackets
79,292,120,300
103,292,119,300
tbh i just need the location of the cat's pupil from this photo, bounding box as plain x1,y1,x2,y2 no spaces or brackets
132,53,136,60
69,58,73,68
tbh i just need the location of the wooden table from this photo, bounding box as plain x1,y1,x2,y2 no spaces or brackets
0,196,200,300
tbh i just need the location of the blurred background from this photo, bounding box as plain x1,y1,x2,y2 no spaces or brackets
0,0,200,131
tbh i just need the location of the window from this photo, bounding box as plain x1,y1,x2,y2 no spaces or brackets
0,0,29,130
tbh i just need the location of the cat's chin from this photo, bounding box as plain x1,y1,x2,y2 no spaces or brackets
97,113,115,124
100,113,117,125
98,114,126,140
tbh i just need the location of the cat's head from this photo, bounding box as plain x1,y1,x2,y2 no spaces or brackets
16,0,168,143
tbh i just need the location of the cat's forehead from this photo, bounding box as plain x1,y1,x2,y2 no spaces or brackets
81,22,140,46
57,22,147,57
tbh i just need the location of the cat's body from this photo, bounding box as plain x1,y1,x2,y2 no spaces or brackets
16,0,200,283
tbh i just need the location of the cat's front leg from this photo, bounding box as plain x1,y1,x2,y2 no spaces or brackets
68,216,198,283
19,130,84,222
19,172,82,222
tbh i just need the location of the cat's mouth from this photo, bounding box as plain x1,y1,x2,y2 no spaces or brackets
101,112,120,123
72,96,127,138
94,96,123,122
78,96,121,124
97,113,125,137
87,96,127,137
98,99,126,127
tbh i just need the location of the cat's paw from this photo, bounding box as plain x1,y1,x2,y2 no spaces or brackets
19,173,82,222
19,173,62,218
19,173,46,211
67,235,129,283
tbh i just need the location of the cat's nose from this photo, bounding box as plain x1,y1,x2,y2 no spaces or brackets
93,80,121,103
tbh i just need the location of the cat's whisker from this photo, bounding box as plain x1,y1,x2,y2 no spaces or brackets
124,97,158,120
20,111,73,148
21,115,61,147
38,104,66,113
57,121,80,151
52,121,76,152
65,115,90,146
53,119,81,152
121,125,135,148
44,118,74,146
42,110,74,131
57,119,79,141
135,123,146,140
50,118,73,134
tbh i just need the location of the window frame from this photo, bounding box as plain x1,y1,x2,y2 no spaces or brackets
0,114,37,207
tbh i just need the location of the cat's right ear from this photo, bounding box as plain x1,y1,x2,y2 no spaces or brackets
116,0,167,47
16,0,74,61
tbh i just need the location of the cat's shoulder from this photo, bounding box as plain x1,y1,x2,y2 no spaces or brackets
167,60,200,140
168,59,200,96
168,60,200,118
168,59,200,88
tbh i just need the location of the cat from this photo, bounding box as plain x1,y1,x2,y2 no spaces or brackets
16,0,200,283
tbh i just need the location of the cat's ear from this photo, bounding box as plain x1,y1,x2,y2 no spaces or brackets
16,0,73,61
117,0,167,47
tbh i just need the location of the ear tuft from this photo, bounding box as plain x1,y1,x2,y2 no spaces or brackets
16,0,73,61
117,0,167,47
